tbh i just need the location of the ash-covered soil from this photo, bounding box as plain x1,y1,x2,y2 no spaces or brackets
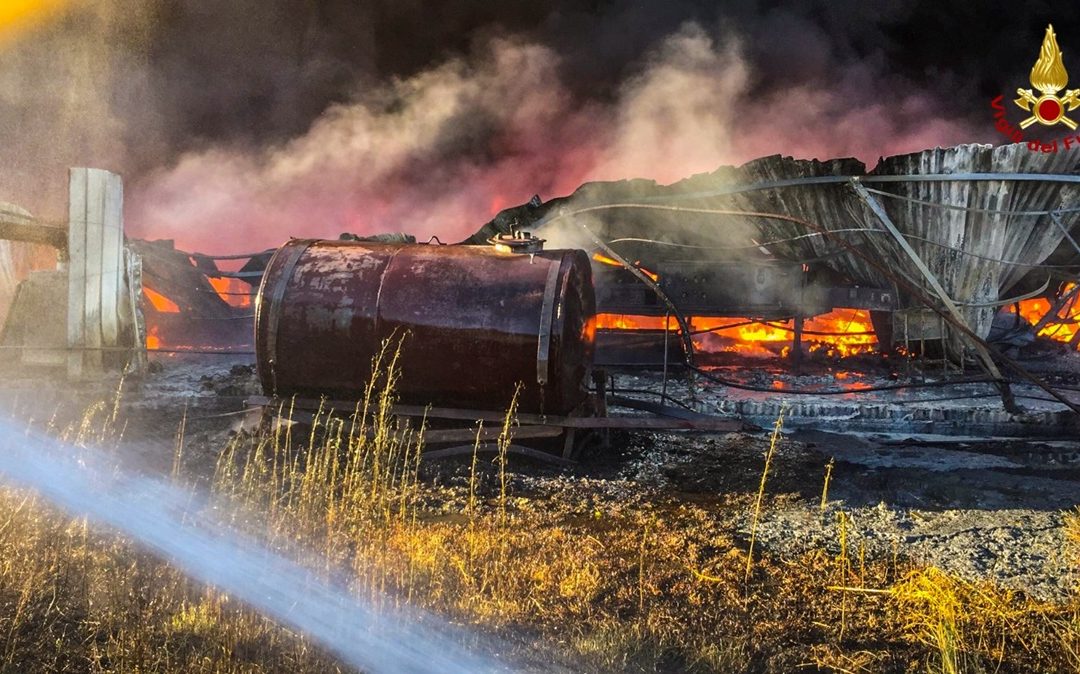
612,429,1077,602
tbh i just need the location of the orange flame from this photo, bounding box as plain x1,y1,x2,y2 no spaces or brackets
595,309,878,358
1008,283,1079,347
143,288,179,313
146,325,161,350
208,277,252,308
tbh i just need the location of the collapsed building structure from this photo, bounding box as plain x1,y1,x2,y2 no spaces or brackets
471,143,1080,362
0,143,1077,442
460,142,1080,436
96,142,1079,377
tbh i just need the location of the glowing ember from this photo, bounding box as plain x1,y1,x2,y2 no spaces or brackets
141,278,252,353
594,309,878,357
581,314,597,343
143,288,179,313
1007,283,1079,348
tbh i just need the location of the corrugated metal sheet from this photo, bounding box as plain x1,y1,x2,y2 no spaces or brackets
862,144,1080,340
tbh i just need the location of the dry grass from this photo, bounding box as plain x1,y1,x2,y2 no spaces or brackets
820,458,835,515
0,386,345,673
0,346,1074,672
1063,508,1080,671
744,405,784,583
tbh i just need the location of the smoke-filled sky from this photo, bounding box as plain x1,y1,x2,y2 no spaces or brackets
0,0,1076,252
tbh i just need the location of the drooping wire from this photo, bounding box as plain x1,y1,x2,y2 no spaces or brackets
861,186,1080,217
606,229,877,251
606,222,1080,269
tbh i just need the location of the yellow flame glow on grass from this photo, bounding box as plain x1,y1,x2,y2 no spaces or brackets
0,0,74,43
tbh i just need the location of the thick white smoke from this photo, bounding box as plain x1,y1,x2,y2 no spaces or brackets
0,3,982,255
0,421,508,673
127,23,976,253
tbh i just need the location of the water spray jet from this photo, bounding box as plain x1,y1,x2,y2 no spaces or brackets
0,421,507,674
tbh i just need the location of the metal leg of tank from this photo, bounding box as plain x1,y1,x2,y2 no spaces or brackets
561,429,576,460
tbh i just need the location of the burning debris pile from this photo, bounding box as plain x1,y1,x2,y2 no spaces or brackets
10,142,1056,377
129,240,259,352
470,143,1080,365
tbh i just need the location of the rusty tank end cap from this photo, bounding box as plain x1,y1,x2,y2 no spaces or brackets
489,230,546,254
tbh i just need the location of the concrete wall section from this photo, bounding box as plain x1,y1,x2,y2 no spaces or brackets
67,168,126,378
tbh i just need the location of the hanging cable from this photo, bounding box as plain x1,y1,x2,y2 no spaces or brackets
606,229,878,251
861,186,1080,217
608,224,1080,270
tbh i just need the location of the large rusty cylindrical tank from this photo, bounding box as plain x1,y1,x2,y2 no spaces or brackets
255,240,596,415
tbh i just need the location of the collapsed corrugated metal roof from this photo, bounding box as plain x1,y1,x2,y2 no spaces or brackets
478,142,1080,342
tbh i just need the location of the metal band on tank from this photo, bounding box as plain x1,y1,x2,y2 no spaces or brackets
551,254,572,359
371,246,404,344
264,240,314,393
536,260,561,385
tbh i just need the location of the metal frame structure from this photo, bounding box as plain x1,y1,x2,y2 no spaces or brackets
244,392,748,465
526,170,1080,415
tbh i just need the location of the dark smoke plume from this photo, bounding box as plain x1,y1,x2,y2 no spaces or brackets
0,1,1074,251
